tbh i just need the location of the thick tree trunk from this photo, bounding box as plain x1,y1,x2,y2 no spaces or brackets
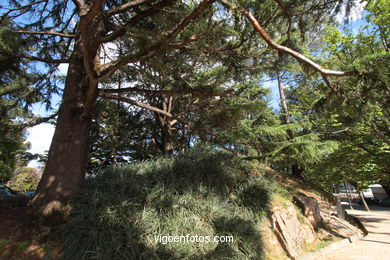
30,44,97,223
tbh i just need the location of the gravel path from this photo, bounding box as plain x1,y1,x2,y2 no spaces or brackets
304,206,390,260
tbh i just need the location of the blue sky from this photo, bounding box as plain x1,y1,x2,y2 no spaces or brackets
25,1,368,168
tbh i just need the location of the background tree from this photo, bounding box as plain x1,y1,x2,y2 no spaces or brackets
286,0,390,192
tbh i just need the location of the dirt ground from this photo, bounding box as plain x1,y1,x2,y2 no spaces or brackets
0,207,60,260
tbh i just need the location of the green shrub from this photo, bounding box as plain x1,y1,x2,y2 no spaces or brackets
62,148,274,259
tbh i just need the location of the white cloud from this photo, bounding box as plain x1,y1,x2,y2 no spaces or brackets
26,123,55,168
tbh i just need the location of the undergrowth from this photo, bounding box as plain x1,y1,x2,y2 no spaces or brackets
62,148,282,259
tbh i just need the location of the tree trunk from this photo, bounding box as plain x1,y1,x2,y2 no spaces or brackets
277,73,290,124
154,96,174,155
162,125,174,155
277,74,303,178
30,43,97,224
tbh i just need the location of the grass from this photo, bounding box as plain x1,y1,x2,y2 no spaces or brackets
304,236,339,253
61,148,280,259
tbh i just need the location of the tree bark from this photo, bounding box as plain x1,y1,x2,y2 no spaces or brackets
155,97,174,155
277,73,290,125
30,43,97,223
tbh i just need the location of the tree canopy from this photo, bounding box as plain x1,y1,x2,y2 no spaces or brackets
1,0,388,221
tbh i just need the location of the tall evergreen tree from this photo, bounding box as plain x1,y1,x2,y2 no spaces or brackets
1,0,355,221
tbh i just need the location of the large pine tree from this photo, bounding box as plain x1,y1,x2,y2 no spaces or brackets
1,0,354,221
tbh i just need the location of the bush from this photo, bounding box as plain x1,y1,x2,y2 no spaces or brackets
62,148,274,259
8,167,40,193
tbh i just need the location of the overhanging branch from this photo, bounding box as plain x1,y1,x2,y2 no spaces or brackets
100,93,188,125
14,30,76,38
220,0,354,78
22,113,58,128
98,0,216,80
107,0,153,16
98,87,233,96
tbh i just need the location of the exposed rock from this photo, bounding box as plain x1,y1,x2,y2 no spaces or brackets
319,202,359,238
293,194,323,228
271,203,316,258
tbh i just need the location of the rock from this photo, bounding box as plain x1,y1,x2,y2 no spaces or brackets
323,215,359,238
319,202,359,238
271,203,316,258
293,194,323,228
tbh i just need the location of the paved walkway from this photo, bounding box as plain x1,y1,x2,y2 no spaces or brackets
301,206,390,260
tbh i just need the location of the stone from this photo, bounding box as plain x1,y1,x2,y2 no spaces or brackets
271,203,316,258
319,202,359,238
293,194,323,228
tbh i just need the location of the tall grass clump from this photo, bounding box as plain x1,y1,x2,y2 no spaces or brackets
62,148,274,260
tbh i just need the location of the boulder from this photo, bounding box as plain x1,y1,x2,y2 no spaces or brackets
293,194,323,228
319,202,359,238
271,204,316,258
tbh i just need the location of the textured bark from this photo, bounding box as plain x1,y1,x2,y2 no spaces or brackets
155,97,174,155
30,43,97,223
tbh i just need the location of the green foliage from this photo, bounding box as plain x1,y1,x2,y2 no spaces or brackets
8,167,40,192
89,99,160,165
287,1,390,189
62,148,278,259
0,108,26,183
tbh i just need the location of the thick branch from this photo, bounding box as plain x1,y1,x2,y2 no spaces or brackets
101,93,173,117
100,0,177,44
100,93,188,125
99,0,216,79
107,0,153,16
98,87,233,96
22,113,58,128
13,30,76,38
246,11,353,76
220,0,354,77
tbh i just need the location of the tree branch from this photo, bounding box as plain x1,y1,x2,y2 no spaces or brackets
370,121,390,147
99,0,216,80
273,0,338,17
100,0,178,44
0,0,46,21
107,0,154,16
13,30,76,38
0,49,69,63
98,87,233,96
100,93,188,124
22,113,58,128
220,0,354,77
